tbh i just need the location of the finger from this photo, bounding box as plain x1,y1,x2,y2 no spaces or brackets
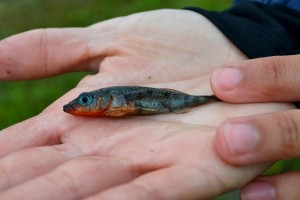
0,115,61,157
0,28,87,80
0,157,137,200
241,172,300,200
0,18,121,81
211,55,300,102
0,144,76,191
214,110,300,165
87,165,224,200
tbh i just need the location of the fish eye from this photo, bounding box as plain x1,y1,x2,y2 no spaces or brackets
78,93,93,106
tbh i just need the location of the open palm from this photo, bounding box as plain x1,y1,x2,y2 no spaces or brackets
0,10,292,199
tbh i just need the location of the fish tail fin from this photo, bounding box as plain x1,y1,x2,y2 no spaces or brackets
190,95,220,106
202,95,220,102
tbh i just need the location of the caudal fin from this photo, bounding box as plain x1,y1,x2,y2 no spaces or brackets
191,95,220,106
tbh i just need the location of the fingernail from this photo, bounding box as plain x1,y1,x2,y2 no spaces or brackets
241,181,276,200
222,123,259,156
212,67,242,91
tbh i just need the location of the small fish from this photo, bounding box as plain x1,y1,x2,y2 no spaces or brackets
63,86,220,117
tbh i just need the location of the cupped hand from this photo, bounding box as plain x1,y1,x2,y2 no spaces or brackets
212,55,300,199
0,9,292,199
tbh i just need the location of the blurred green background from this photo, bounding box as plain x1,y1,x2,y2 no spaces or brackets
0,0,299,199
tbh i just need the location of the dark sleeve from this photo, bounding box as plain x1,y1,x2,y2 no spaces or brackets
186,2,300,59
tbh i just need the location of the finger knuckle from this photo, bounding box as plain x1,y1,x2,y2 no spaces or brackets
262,57,287,87
261,56,299,95
277,112,300,157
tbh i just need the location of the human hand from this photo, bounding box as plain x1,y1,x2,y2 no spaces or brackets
212,55,300,199
0,9,292,199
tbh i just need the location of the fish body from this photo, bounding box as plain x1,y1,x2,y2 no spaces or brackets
63,86,219,117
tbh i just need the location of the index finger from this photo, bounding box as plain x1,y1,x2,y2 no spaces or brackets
0,18,119,81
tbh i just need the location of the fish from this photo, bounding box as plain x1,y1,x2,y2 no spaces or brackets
63,86,220,117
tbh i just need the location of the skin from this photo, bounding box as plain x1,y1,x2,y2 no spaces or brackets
0,9,293,199
212,55,300,200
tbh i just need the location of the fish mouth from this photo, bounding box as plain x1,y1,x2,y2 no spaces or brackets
63,104,76,114
63,98,80,115
63,102,94,116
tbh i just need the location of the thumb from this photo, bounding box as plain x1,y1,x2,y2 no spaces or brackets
211,55,300,103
